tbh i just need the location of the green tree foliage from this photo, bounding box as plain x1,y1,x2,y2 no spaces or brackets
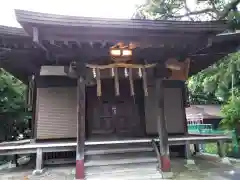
0,68,28,141
221,98,240,129
135,0,240,23
134,0,240,104
0,68,26,113
188,52,240,104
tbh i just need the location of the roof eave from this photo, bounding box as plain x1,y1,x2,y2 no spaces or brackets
15,9,229,33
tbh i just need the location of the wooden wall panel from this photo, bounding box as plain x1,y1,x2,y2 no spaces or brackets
36,87,77,139
145,82,186,135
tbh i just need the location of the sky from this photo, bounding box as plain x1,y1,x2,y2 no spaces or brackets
0,0,145,27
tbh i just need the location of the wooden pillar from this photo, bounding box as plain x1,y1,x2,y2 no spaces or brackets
217,140,225,158
217,140,231,164
12,154,19,167
182,82,195,164
185,141,195,165
36,148,43,171
193,144,200,155
32,77,37,140
76,77,86,180
155,79,171,172
32,148,44,175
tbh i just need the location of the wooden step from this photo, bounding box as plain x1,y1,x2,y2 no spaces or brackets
85,138,154,146
85,157,157,167
84,139,160,179
85,140,152,148
85,146,153,155
85,152,157,167
86,171,162,180
85,163,158,175
85,163,162,180
85,140,153,155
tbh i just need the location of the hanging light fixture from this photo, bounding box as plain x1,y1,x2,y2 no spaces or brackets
110,49,121,56
109,42,133,63
122,49,132,56
110,46,132,58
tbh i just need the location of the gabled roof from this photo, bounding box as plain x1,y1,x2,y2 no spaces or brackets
0,10,240,82
15,9,228,32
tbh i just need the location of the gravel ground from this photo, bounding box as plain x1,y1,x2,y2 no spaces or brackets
0,156,240,180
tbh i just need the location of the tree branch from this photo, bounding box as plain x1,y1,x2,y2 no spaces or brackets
133,0,240,21
184,0,191,14
218,0,240,20
169,8,215,19
209,0,220,15
183,0,194,21
206,12,217,20
168,0,240,20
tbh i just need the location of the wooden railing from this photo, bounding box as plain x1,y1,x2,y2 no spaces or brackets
0,135,232,156
151,139,161,170
0,139,32,147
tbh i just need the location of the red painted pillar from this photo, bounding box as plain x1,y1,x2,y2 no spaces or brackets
155,79,171,172
76,77,86,180
161,154,171,172
76,159,84,180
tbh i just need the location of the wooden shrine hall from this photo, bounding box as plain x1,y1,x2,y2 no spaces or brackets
0,9,240,179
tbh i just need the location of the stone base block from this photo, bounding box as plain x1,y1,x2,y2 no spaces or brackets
32,168,45,175
185,159,195,165
221,157,231,165
161,171,174,179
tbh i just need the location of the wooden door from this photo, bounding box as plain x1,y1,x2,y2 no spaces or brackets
88,100,115,137
87,79,144,138
114,99,143,137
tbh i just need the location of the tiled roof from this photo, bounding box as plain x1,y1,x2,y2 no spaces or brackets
0,25,28,37
15,9,228,32
186,105,222,119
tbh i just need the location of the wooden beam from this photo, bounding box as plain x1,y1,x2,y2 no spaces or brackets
76,76,86,180
128,68,135,96
155,79,171,173
32,27,49,59
31,76,37,140
33,27,46,51
142,68,148,96
40,66,67,76
96,68,102,97
114,67,120,96
32,27,38,43
86,63,156,69
166,58,190,81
